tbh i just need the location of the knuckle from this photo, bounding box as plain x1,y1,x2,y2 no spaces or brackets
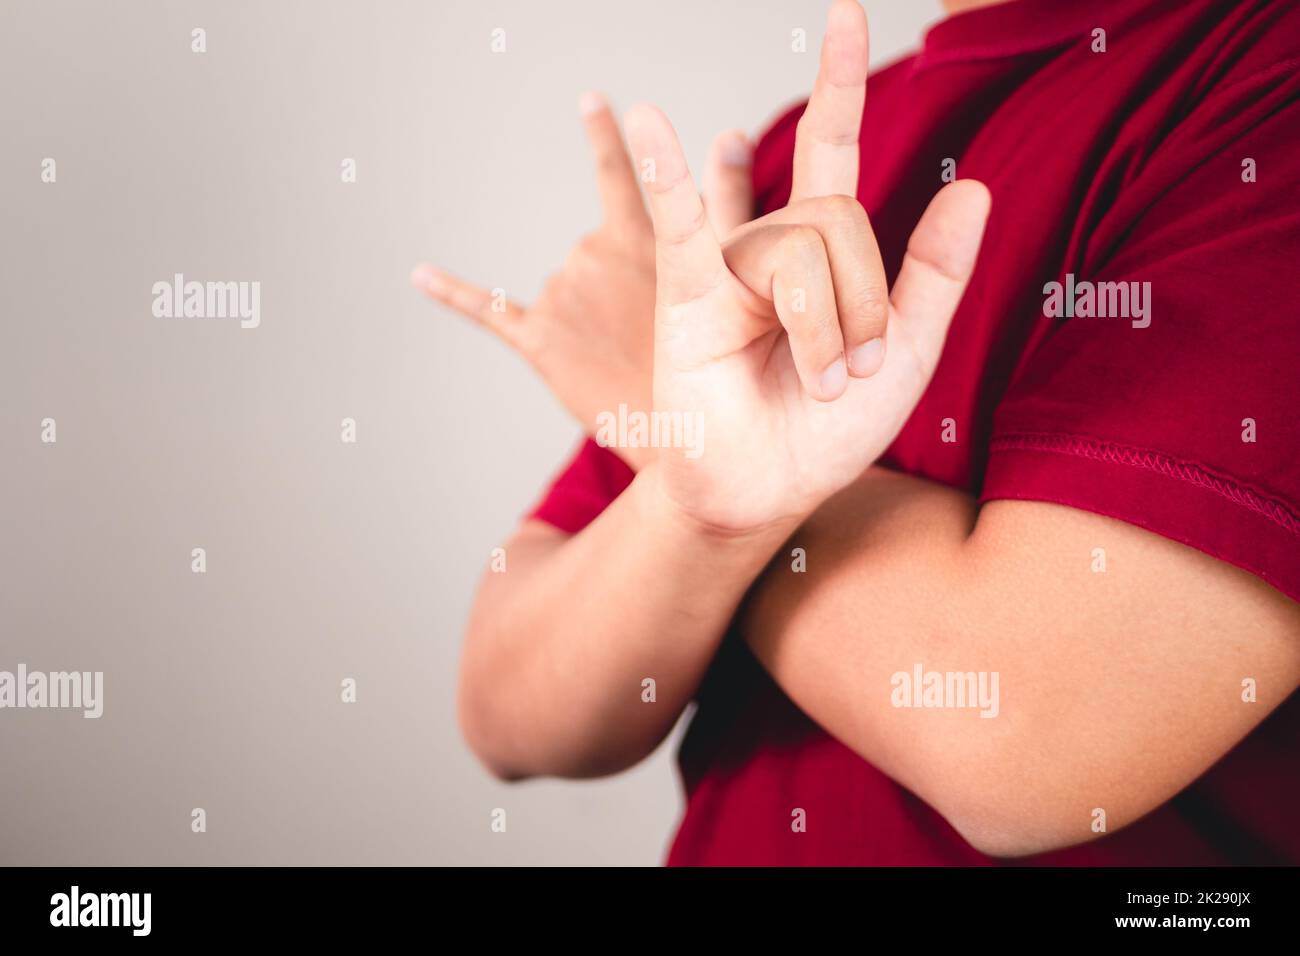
561,247,583,274
538,271,568,307
778,224,826,262
823,192,869,226
540,270,563,294
597,149,625,179
656,205,709,247
564,236,600,272
848,286,889,332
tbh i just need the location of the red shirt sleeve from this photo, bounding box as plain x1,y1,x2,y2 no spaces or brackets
982,68,1300,603
528,438,635,534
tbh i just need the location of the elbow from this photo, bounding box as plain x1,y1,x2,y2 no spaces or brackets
457,696,532,783
459,725,530,784
456,658,533,783
925,756,1119,859
456,651,656,782
945,810,1076,859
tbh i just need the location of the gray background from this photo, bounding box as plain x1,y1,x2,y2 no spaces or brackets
0,0,939,865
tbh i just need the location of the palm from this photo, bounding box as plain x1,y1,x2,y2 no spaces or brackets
657,277,929,529
527,229,656,421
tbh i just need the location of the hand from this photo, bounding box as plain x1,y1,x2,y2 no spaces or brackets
625,0,991,535
411,93,754,471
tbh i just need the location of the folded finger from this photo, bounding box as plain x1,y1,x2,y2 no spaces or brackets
724,224,846,401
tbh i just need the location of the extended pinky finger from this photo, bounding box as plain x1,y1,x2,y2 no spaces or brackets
411,263,525,337
889,181,990,376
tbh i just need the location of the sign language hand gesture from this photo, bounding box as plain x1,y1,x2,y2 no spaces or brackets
412,93,657,460
412,94,754,471
625,0,990,535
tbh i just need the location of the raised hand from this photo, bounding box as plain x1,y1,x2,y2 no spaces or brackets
625,0,990,534
411,93,754,470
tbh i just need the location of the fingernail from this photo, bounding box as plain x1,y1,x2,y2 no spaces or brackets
847,337,885,377
410,264,444,294
578,91,606,117
718,130,751,167
818,357,848,400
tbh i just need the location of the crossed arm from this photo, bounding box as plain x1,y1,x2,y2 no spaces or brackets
459,467,1300,856
435,0,1300,857
740,468,1300,856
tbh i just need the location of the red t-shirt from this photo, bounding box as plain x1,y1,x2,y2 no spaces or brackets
531,0,1300,865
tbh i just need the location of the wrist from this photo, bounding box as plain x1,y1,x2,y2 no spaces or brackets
616,443,655,473
631,461,802,564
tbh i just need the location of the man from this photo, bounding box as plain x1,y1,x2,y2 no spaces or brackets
413,0,1300,864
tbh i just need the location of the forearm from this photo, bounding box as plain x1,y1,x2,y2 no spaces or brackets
459,463,793,780
741,468,984,817
739,467,1300,855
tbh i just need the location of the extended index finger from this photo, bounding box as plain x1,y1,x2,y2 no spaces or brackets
790,0,869,204
580,91,649,228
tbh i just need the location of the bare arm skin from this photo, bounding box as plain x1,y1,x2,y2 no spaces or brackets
452,2,993,783
452,2,992,784
458,472,795,780
740,469,1300,857
445,1,1297,863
